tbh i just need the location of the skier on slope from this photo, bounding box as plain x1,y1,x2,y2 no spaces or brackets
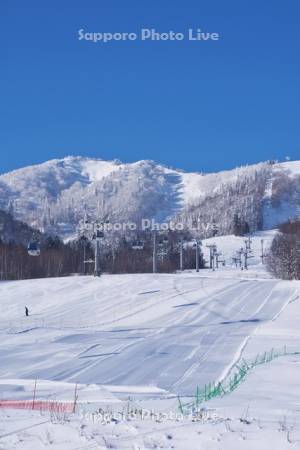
25,306,29,317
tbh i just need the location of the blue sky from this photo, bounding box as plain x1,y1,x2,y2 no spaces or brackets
1,0,300,174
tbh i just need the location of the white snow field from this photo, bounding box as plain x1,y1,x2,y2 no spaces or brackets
1,238,300,449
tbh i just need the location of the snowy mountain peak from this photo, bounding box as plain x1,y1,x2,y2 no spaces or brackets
1,157,300,238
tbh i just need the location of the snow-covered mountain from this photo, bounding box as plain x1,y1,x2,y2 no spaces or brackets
1,156,300,238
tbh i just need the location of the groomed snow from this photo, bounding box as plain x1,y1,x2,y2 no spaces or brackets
1,234,300,449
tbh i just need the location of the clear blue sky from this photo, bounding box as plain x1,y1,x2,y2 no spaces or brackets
1,0,300,174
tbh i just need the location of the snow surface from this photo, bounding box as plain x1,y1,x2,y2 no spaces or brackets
202,230,276,269
179,162,266,205
1,232,300,448
274,160,300,177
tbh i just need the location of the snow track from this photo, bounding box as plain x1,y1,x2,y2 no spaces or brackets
0,273,295,396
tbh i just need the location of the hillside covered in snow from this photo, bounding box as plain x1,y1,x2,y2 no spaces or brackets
1,157,300,238
0,252,300,448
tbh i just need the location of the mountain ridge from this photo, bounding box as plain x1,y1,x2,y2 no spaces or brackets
1,156,300,238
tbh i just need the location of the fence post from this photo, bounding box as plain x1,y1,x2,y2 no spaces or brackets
32,379,37,410
73,383,78,413
177,396,184,414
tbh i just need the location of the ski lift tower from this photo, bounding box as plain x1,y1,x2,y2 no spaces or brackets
232,254,241,268
193,239,202,272
260,239,266,263
179,237,184,272
215,251,225,269
94,224,101,277
195,240,200,272
152,230,169,273
244,237,252,252
79,215,109,277
152,230,157,273
206,243,217,270
243,246,254,270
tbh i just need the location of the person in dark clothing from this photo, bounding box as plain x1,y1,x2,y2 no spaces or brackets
25,306,29,317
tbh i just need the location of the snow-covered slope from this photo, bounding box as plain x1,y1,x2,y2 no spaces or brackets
1,157,300,237
1,156,122,193
0,230,299,448
0,267,300,449
0,269,296,394
202,230,277,272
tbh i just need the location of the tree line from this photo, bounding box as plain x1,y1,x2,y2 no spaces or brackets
0,232,204,280
267,220,300,280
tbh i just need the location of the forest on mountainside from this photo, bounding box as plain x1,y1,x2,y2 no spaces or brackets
267,220,300,280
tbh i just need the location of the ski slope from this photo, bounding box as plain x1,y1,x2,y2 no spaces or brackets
1,267,300,449
202,230,276,272
1,228,300,450
0,271,296,396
